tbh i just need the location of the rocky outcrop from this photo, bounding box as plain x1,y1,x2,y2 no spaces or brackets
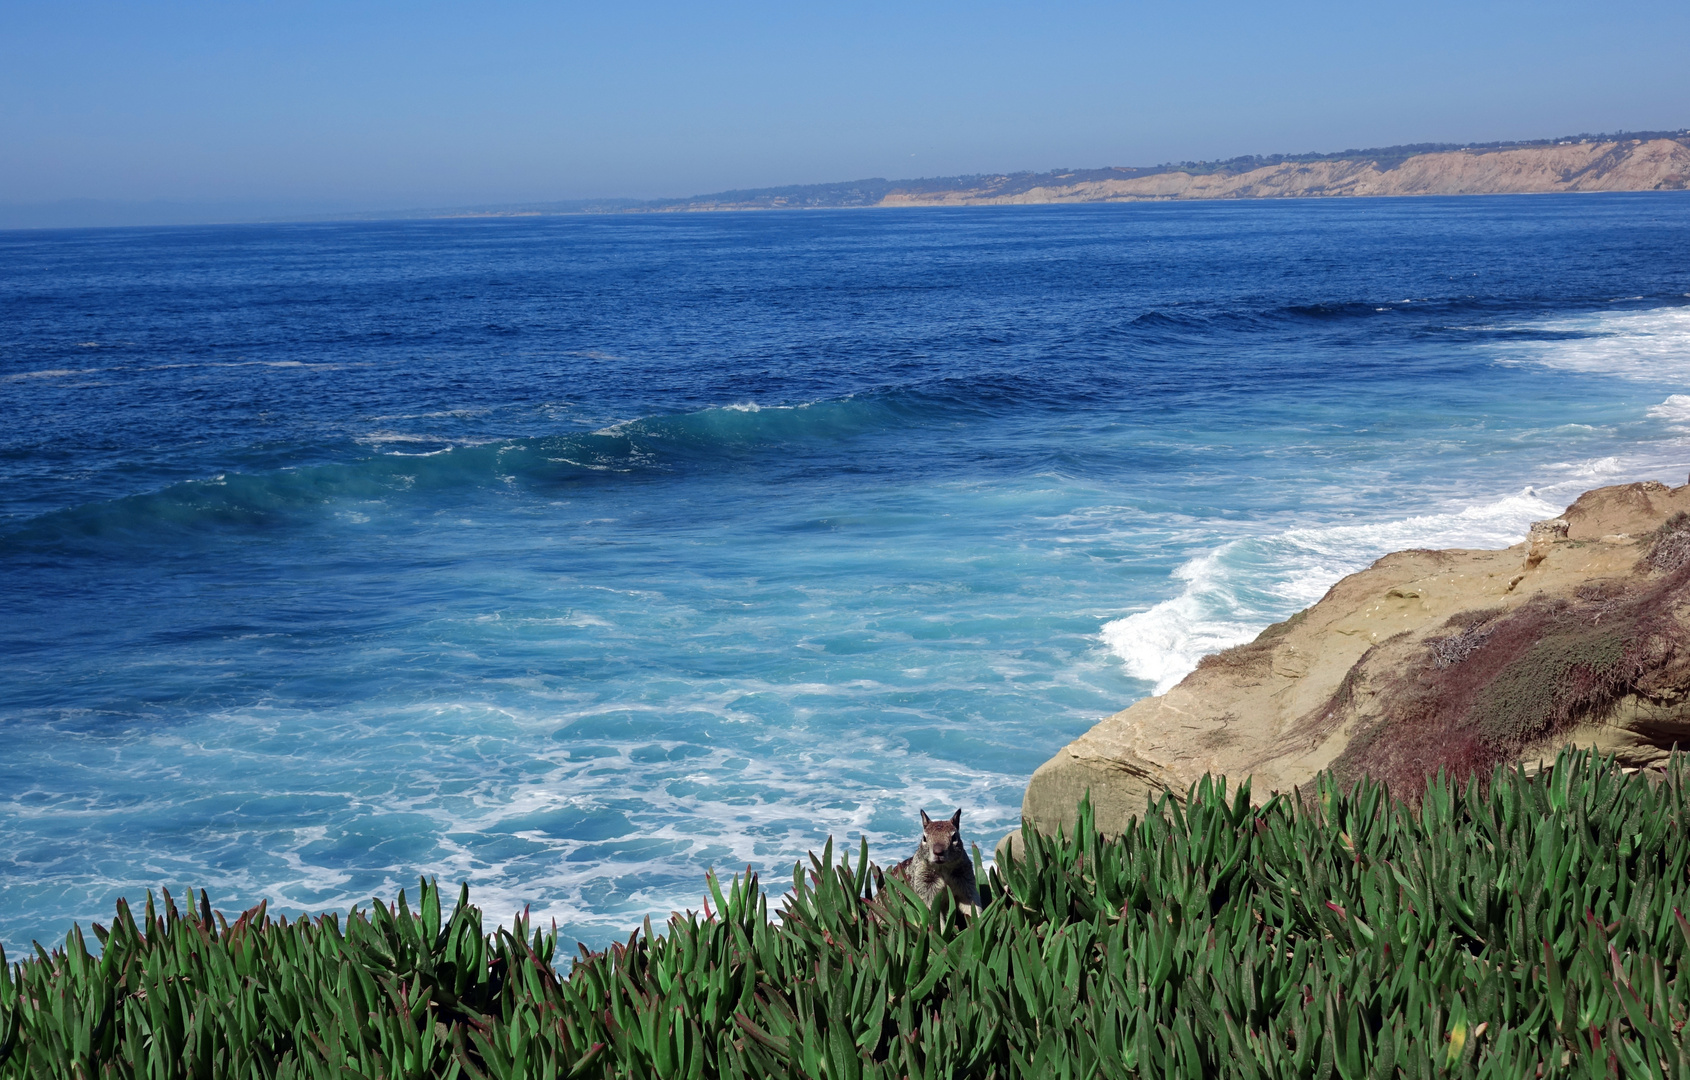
1007,481,1690,854
879,139,1690,206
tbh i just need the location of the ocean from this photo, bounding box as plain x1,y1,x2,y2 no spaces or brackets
3,195,1689,951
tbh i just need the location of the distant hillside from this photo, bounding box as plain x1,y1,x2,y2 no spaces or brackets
639,130,1690,211
440,130,1689,219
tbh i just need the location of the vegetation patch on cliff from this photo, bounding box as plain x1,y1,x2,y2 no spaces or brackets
1638,511,1690,576
4,751,1688,1078
1332,564,1690,794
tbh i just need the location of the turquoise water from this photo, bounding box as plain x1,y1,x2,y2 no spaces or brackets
2,196,1689,949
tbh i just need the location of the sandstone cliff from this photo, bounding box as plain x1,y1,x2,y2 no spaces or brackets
633,135,1690,215
884,139,1690,207
1008,481,1690,853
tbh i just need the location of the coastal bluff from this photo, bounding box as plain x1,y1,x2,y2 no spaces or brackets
1007,480,1690,853
617,134,1690,215
878,137,1690,206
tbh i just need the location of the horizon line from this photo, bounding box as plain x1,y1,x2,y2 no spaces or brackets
5,125,1688,231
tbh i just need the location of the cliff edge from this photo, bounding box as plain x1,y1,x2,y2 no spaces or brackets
1009,481,1690,851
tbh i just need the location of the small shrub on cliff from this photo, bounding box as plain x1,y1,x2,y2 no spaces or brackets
4,750,1690,1078
1426,607,1503,668
1638,510,1690,575
1196,640,1275,676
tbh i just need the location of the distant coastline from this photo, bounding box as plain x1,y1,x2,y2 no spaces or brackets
5,129,1689,230
444,128,1690,218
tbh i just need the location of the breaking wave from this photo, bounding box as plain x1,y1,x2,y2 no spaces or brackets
1503,305,1690,383
1104,488,1572,693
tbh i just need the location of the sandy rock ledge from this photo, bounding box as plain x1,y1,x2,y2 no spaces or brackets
1003,481,1690,858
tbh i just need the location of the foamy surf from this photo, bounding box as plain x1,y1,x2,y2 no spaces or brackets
1649,395,1690,426
1103,488,1565,693
1503,305,1690,383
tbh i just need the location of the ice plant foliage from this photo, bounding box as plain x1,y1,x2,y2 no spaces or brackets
2,748,1688,1077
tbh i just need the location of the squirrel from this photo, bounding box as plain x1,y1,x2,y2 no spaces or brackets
887,808,981,913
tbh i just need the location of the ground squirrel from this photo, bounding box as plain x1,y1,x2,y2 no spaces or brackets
887,808,981,912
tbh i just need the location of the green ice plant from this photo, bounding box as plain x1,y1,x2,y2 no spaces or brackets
2,747,1688,1078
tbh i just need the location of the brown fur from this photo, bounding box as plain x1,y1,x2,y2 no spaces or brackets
887,808,981,912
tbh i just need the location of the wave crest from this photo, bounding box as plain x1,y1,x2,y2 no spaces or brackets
0,395,936,548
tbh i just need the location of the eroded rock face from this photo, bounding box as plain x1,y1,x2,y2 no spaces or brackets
1008,481,1690,855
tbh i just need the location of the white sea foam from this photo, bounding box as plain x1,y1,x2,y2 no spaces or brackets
368,408,494,421
1099,551,1263,693
1504,306,1690,382
2,368,98,381
1102,488,1565,693
593,400,824,436
357,432,449,444
1649,395,1690,426
721,402,818,414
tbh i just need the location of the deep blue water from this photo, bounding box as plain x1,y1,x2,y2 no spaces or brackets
3,195,1690,950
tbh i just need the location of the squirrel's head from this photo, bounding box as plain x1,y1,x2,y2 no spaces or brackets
918,808,965,864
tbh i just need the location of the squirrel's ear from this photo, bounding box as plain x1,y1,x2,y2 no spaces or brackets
950,808,963,828
920,809,932,827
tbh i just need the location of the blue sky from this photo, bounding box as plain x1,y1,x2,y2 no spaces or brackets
2,0,1687,222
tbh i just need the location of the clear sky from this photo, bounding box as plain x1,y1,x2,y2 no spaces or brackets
2,0,1688,224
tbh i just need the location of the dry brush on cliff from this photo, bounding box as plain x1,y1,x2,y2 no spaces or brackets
1330,519,1690,798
